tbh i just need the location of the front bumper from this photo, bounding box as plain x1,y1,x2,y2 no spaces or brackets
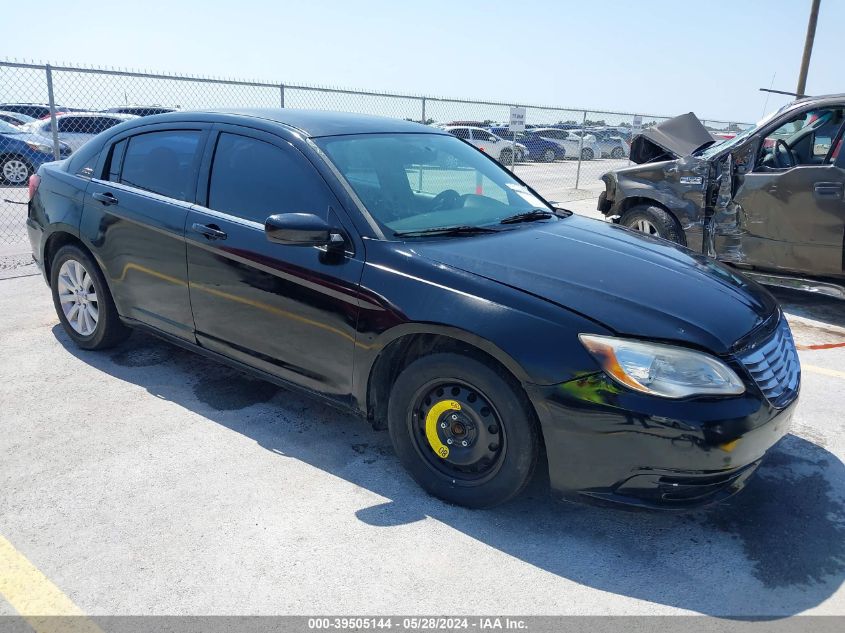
526,373,797,510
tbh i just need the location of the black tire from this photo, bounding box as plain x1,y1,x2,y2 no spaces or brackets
542,148,556,162
619,204,685,244
50,244,130,350
499,147,514,165
0,154,32,186
580,147,594,161
387,353,539,508
610,146,625,159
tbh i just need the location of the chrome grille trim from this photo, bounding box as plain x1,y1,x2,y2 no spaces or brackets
738,317,800,408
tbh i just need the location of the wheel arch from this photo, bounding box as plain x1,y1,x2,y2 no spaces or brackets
618,199,687,247
617,196,675,217
363,327,535,431
43,231,101,284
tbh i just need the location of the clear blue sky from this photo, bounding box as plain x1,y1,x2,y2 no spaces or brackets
1,0,839,123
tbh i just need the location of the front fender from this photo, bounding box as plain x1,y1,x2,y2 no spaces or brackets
350,245,612,410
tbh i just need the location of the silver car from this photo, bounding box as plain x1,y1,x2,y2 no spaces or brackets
21,112,137,151
531,127,601,160
584,128,629,159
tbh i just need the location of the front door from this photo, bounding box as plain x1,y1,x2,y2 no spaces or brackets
726,105,845,277
185,125,363,398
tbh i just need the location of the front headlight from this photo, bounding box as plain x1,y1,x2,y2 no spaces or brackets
25,141,53,154
579,334,745,398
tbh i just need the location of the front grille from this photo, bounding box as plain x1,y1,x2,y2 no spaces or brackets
739,317,800,408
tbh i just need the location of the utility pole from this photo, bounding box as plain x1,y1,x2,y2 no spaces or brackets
796,0,821,97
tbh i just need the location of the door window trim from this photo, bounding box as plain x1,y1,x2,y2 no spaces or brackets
194,123,365,253
100,126,210,203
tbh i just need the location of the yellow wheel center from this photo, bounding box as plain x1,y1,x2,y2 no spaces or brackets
424,399,462,459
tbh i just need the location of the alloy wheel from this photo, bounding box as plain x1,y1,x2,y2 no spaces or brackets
57,259,99,336
633,218,660,235
2,159,29,185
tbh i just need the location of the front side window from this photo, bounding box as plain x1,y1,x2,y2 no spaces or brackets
471,129,497,142
94,117,123,133
317,133,551,236
57,117,83,133
119,130,201,201
207,133,329,223
757,107,845,169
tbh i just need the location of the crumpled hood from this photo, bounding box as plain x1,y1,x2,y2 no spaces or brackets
630,112,715,164
412,215,777,354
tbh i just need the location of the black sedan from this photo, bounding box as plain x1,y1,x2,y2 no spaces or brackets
26,109,800,509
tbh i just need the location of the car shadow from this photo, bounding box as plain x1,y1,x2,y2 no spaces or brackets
53,327,845,618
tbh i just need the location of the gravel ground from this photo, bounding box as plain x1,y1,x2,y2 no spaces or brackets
0,269,843,618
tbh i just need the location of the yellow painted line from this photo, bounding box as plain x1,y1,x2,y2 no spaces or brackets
0,534,102,633
803,364,845,380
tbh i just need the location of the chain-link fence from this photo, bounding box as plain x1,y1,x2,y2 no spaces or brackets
0,59,752,246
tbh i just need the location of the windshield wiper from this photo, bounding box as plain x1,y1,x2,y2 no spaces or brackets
393,225,500,238
499,209,554,224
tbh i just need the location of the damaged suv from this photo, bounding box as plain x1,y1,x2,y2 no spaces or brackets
599,96,845,298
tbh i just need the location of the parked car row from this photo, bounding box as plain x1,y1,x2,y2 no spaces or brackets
440,124,628,163
0,103,177,120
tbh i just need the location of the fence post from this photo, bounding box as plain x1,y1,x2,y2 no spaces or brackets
574,110,587,190
421,97,426,124
280,84,285,108
45,64,61,160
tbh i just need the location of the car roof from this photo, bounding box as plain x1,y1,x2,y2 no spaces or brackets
52,112,139,119
151,108,444,138
0,110,34,118
443,125,490,132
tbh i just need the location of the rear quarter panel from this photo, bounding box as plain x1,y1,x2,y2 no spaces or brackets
28,162,87,270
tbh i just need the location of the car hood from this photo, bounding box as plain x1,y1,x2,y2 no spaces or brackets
411,215,776,354
630,112,716,164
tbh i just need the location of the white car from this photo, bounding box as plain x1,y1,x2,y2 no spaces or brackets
21,112,138,151
443,126,529,163
531,127,601,160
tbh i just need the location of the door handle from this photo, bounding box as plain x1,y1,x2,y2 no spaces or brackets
814,182,844,200
192,222,227,241
92,191,118,205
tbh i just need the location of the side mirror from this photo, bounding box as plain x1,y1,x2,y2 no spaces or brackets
265,212,338,247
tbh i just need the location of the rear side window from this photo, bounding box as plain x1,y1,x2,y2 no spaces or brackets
94,117,123,133
57,117,83,133
449,128,470,140
118,130,201,201
207,132,329,223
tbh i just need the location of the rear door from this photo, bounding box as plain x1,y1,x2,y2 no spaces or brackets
185,125,363,398
726,106,845,276
81,125,209,340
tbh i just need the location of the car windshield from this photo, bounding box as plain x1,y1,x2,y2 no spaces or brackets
316,133,553,237
694,106,786,159
0,120,23,134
